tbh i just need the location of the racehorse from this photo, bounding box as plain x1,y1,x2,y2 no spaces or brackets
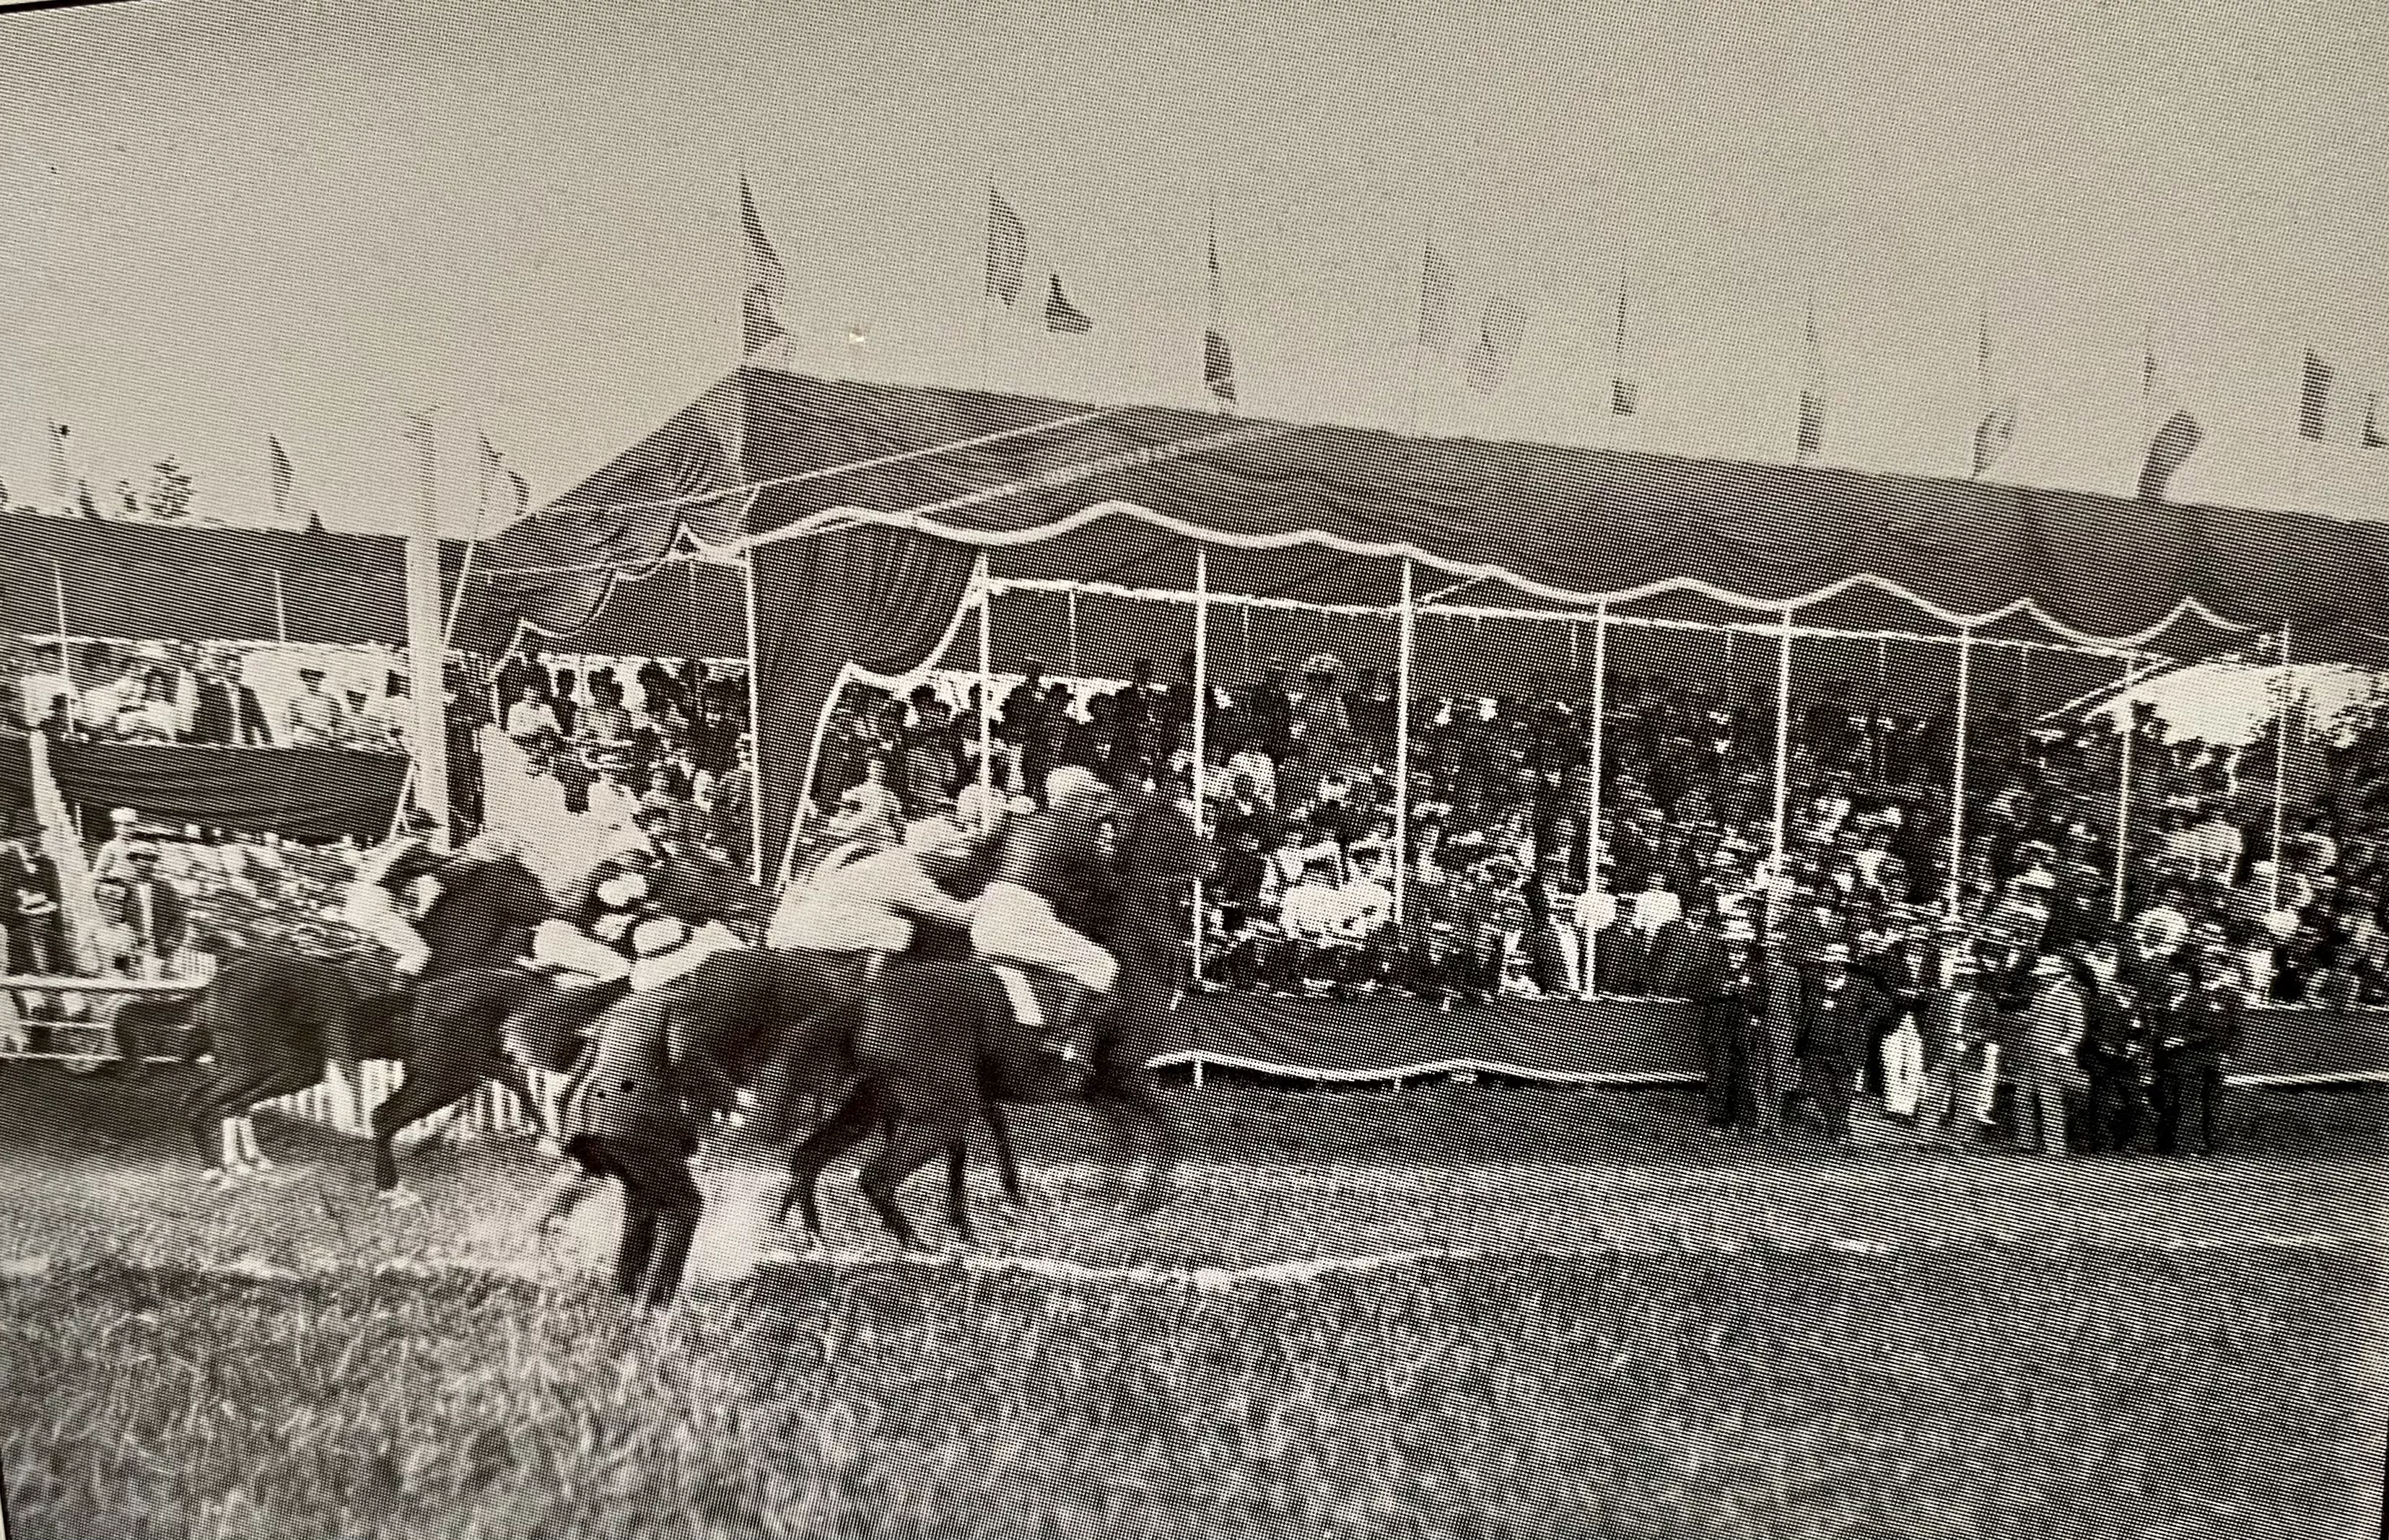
184,847,558,1192
761,782,1209,1254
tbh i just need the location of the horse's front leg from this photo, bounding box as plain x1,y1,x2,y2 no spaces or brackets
983,1099,1029,1220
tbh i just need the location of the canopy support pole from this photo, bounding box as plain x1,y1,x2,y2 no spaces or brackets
1583,602,1608,999
741,554,767,883
2112,652,2139,923
2268,625,2293,910
1948,628,1970,916
1768,607,1794,945
52,559,74,730
1191,547,1210,984
404,412,450,841
976,554,994,826
1393,560,1415,928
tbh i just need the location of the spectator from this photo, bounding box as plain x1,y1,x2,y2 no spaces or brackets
1796,942,1887,1148
2154,946,2242,1157
188,649,273,746
286,664,349,747
0,808,66,1030
1916,951,1992,1150
2014,952,2084,1158
16,640,78,732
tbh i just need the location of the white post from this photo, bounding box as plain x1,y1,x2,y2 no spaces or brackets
2113,652,2139,922
976,555,994,825
1392,560,1415,927
271,569,290,646
1191,548,1210,984
1947,629,1971,916
1583,603,1607,998
51,559,74,730
2268,625,2293,910
404,412,450,839
741,554,767,883
1768,605,1794,944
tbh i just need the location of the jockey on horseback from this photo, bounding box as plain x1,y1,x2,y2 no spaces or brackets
766,799,992,984
342,808,451,979
971,766,1122,1090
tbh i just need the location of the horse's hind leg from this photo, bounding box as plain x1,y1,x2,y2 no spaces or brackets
235,1065,328,1173
780,1081,881,1244
186,1068,259,1177
944,1136,977,1248
368,1061,479,1202
857,1114,951,1256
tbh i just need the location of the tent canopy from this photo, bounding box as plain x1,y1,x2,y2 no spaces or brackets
455,366,2389,877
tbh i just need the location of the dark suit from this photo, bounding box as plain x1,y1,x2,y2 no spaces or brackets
560,993,702,1308
1798,978,1892,1142
189,681,273,746
102,877,188,961
2154,985,2241,1155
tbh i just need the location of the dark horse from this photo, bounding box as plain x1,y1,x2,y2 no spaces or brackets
691,783,1210,1254
183,848,559,1191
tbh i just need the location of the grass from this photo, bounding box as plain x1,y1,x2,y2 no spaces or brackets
1,1066,2385,1539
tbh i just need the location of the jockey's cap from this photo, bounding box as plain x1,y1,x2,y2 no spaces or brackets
631,916,691,957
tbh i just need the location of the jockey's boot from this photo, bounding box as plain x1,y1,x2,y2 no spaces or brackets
1036,979,1110,1073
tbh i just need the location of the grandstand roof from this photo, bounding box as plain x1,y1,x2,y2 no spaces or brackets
0,510,473,650
461,366,2389,670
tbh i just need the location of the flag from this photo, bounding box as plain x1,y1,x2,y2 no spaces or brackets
1610,281,1638,416
2138,409,2204,501
2300,349,2333,441
1044,273,1093,334
1461,294,1529,394
508,470,532,519
739,175,790,358
271,435,326,533
46,422,72,515
1971,310,2019,476
1972,406,2018,478
1202,222,1236,406
2367,397,2388,451
1418,242,1456,354
987,191,1028,307
1795,302,1825,463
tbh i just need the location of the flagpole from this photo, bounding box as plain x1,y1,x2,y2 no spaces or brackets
2268,626,2294,910
405,411,450,842
742,553,768,885
1191,546,1209,983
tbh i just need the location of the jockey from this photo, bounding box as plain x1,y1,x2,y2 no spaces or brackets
971,765,1122,1062
766,810,983,976
341,808,451,978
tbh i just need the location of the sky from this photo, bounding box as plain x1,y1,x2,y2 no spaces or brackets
4,0,2389,536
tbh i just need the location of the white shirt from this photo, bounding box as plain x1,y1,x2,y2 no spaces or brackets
1227,749,1278,810
18,671,77,727
505,699,562,740
1633,888,1682,934
768,847,974,953
1279,882,1345,940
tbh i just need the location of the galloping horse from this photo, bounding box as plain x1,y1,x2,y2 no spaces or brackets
185,845,558,1191
761,782,1209,1253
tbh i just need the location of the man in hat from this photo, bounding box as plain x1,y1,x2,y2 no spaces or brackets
189,649,273,747
1668,891,1737,1133
2153,944,2242,1156
1916,950,1993,1149
2079,963,2152,1155
84,839,189,1080
2012,951,2084,1157
1249,657,1295,762
1796,942,1889,1147
0,808,66,1032
284,662,349,747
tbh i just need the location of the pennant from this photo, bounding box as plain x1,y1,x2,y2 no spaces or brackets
1044,272,1093,335
987,191,1028,307
1418,242,1456,354
2366,396,2388,451
2299,349,2334,441
46,422,73,515
1461,294,1528,393
509,469,532,519
1795,302,1825,463
1971,405,2018,477
1202,223,1236,405
1970,310,2017,476
739,175,791,358
1610,281,1637,416
2137,409,2204,501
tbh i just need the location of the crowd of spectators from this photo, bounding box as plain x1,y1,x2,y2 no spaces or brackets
9,637,426,753
491,641,755,871
802,639,2388,1153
